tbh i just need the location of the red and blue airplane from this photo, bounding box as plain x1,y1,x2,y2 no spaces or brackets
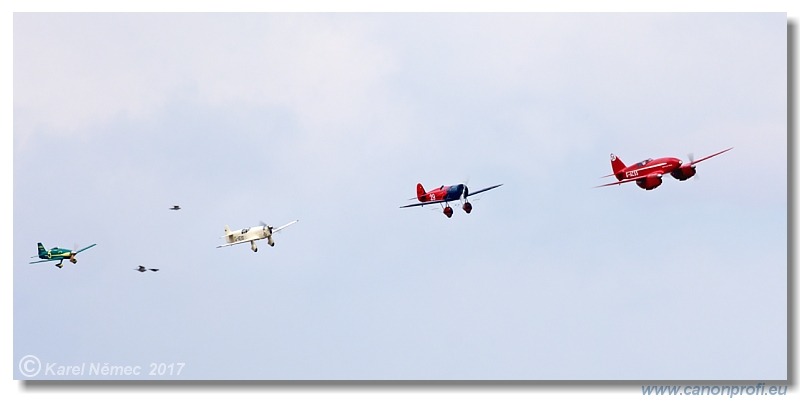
400,182,503,218
596,147,732,190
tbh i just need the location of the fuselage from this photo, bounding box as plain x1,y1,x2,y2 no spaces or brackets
40,247,72,260
225,225,273,244
616,157,682,181
418,184,466,203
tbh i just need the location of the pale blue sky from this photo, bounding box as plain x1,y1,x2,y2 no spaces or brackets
13,12,786,380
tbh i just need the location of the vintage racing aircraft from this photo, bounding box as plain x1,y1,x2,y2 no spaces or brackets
216,220,298,252
400,182,503,218
135,265,160,272
596,147,732,190
29,242,97,268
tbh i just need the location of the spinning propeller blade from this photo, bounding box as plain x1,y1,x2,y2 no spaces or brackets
688,153,699,180
260,220,275,232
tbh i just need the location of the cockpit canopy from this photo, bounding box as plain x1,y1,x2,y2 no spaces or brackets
636,158,653,167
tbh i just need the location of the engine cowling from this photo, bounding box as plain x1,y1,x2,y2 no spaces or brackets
670,165,696,181
636,175,663,190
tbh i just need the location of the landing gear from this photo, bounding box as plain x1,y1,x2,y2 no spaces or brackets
462,202,472,214
70,257,77,264
443,206,453,218
250,241,258,252
56,261,64,269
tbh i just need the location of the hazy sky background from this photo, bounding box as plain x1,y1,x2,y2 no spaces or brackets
13,13,786,380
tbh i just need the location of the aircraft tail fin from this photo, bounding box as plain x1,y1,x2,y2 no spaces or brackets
610,154,626,177
37,243,46,258
416,183,426,201
224,225,232,237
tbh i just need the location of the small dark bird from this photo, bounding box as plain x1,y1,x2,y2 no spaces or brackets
169,205,181,210
135,265,160,272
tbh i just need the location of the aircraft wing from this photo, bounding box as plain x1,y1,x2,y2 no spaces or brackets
595,176,642,188
29,259,54,264
467,183,503,197
216,239,252,248
74,244,97,254
595,173,666,188
272,220,299,234
689,147,733,166
400,199,447,208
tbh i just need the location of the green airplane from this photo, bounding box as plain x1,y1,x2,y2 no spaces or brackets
29,242,97,268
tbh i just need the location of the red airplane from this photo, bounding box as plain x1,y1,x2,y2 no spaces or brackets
596,147,733,190
400,183,503,218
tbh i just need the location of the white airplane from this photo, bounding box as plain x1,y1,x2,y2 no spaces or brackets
216,220,298,252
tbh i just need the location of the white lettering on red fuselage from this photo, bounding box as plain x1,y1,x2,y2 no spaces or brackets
625,162,669,178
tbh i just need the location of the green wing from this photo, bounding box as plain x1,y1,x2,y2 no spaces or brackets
74,244,97,254
29,259,58,264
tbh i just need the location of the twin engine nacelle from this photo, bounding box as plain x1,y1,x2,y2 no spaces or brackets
670,165,697,181
636,175,663,190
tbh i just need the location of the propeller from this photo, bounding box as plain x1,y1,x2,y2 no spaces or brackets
260,221,274,232
687,153,699,180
